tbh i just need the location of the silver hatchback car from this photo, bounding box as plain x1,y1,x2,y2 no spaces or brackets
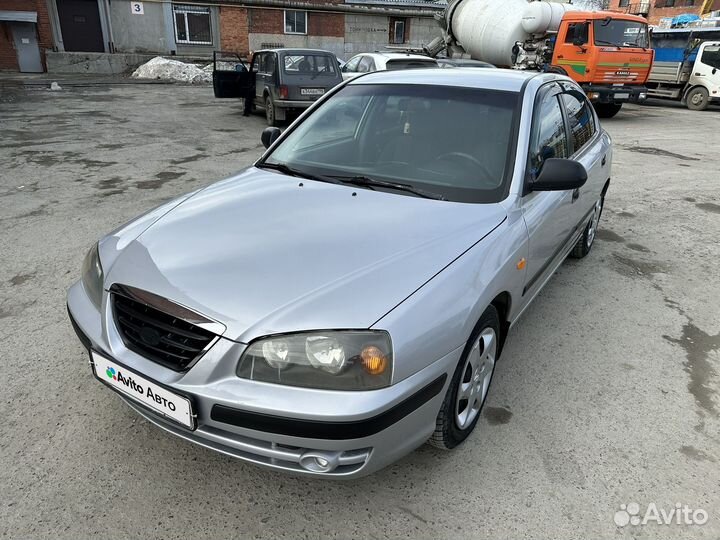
68,68,611,478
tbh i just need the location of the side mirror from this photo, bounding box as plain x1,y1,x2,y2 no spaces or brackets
531,158,588,191
261,127,281,149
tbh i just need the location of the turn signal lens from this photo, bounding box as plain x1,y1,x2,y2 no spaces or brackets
279,85,289,99
361,346,388,375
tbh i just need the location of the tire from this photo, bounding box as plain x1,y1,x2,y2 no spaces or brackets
570,195,604,259
594,102,623,118
546,66,568,76
265,95,279,127
686,87,709,111
429,305,500,450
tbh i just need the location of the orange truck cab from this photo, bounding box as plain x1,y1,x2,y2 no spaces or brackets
551,12,654,117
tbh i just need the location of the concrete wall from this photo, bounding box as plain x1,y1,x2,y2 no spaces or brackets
45,50,156,73
344,14,439,58
110,0,169,53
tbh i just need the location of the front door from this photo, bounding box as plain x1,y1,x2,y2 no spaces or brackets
10,23,42,73
212,51,253,98
521,82,575,298
57,0,104,52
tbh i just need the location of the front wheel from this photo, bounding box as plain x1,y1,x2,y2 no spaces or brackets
429,305,500,450
686,87,709,111
570,195,603,259
594,102,623,118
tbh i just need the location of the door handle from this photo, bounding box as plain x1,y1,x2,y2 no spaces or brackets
601,155,607,166
572,188,580,202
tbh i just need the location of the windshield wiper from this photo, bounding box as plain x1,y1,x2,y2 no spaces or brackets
595,40,619,47
256,162,339,184
332,175,445,200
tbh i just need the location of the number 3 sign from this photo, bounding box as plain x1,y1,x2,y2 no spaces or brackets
131,2,144,14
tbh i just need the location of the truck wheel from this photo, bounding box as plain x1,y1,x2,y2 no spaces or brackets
265,95,280,127
686,87,709,111
594,103,623,118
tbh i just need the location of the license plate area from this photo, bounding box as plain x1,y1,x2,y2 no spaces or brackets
614,92,630,100
91,350,196,430
300,88,324,96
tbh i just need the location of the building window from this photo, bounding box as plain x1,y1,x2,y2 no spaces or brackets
684,0,695,5
619,0,630,6
390,18,407,44
284,10,307,34
173,5,212,45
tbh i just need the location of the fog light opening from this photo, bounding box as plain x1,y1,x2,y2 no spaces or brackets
299,451,341,473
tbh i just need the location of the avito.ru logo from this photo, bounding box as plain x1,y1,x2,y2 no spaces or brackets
106,366,116,380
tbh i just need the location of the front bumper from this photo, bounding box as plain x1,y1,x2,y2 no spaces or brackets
581,84,648,104
67,281,458,478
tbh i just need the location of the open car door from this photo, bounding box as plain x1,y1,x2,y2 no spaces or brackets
213,51,253,98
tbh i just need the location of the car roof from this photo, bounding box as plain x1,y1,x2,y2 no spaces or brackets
256,48,335,55
362,52,436,61
348,67,550,93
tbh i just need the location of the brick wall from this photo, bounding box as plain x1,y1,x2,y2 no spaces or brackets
220,6,249,55
247,7,344,38
0,0,54,71
608,0,711,25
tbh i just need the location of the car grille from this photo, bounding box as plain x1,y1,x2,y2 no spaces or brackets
112,293,217,371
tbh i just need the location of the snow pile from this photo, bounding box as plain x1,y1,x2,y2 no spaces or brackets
131,57,211,84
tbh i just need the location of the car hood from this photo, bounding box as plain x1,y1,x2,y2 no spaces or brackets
105,168,506,342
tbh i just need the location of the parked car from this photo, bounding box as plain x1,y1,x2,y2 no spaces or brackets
341,51,438,80
213,48,343,126
436,58,495,69
68,68,611,479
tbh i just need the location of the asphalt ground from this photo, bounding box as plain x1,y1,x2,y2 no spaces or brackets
1,80,718,539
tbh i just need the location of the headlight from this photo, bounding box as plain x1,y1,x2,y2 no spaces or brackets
238,331,392,390
81,243,104,308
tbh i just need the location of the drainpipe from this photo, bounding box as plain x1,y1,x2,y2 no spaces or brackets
102,0,115,52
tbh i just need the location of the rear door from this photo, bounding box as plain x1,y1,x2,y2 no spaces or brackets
212,51,253,98
521,82,576,297
281,53,341,101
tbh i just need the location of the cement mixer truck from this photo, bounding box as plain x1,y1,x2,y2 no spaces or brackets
424,0,655,117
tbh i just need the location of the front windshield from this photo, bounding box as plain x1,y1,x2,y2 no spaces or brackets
594,20,649,48
283,54,337,75
263,84,519,203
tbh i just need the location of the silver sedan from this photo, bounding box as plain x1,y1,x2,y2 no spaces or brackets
67,68,612,478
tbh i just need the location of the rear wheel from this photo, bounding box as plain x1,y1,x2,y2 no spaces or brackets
686,87,709,111
429,306,500,450
265,95,279,126
594,102,623,118
570,195,604,259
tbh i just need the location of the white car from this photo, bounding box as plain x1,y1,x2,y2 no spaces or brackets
341,52,437,80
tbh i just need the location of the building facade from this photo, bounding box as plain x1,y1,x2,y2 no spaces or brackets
0,0,443,72
608,0,720,26
0,0,54,72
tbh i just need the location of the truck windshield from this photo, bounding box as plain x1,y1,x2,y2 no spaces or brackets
594,20,649,48
261,84,518,203
283,54,337,75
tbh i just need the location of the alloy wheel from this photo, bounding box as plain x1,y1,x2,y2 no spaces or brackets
587,198,602,248
455,327,496,429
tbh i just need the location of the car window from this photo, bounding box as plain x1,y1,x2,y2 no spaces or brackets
700,44,720,69
343,56,361,73
565,22,589,44
385,59,436,70
358,56,375,73
561,92,596,153
529,85,568,177
283,54,337,75
263,53,276,75
264,84,519,203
